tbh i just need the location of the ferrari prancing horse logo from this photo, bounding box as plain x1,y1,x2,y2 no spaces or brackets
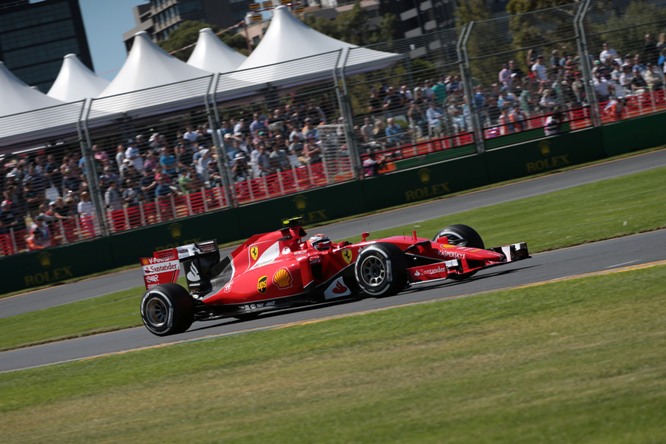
341,249,353,264
250,245,259,261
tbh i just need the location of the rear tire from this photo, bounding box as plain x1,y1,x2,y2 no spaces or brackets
354,243,408,297
141,284,194,336
432,224,485,281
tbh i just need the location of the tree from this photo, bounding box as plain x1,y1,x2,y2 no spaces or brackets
159,20,249,62
303,1,395,47
587,1,666,61
159,21,210,61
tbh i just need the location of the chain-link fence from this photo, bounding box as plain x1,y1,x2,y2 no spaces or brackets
1,0,665,256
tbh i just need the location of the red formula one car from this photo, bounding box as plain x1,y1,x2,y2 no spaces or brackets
140,219,529,336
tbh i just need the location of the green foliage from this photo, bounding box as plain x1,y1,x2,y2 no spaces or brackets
2,266,665,442
1,166,664,351
586,1,666,59
158,20,250,61
303,1,396,46
158,20,215,61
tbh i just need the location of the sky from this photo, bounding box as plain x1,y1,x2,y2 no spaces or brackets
79,0,145,81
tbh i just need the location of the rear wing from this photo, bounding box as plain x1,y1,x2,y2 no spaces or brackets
140,240,218,290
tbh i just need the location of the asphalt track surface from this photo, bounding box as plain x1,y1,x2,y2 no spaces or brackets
1,149,665,372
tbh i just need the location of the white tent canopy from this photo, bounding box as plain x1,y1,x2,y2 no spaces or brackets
90,31,215,119
0,62,85,148
0,61,66,116
222,6,402,92
47,54,110,102
187,28,247,73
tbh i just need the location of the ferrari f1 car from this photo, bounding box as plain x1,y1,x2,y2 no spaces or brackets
140,219,529,336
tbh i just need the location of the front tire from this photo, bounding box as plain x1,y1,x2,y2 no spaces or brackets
141,284,194,336
432,224,485,249
432,224,485,281
354,243,408,297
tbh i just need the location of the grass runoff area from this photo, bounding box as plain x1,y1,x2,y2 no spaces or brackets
1,166,664,352
0,264,664,442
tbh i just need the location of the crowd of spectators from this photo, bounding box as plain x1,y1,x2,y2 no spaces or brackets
358,33,666,143
1,33,665,254
0,99,341,251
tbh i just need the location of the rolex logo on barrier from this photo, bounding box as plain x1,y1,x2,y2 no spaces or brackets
539,140,551,156
37,251,51,268
526,140,570,174
169,223,182,239
405,168,449,203
418,168,431,184
293,195,307,211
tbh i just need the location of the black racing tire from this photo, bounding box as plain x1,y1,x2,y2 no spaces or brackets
432,224,485,281
354,243,408,297
432,224,485,249
140,284,194,336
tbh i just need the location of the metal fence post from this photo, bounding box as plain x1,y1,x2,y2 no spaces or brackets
457,22,485,154
336,48,363,181
574,0,601,127
80,98,109,237
206,72,237,208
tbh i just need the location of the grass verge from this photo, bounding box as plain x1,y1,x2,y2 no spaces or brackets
1,166,664,351
1,264,665,443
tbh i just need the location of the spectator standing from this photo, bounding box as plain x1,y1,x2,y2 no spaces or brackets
125,139,144,172
531,55,549,82
77,191,96,237
599,42,619,64
426,102,444,137
26,214,52,250
544,110,563,136
431,77,447,106
302,136,322,165
159,146,178,178
385,117,405,148
104,181,123,211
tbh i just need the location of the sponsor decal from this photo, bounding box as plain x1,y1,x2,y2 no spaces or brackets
257,275,268,293
223,282,232,293
272,268,293,290
282,247,291,255
23,266,74,287
250,245,259,261
324,277,351,299
240,301,276,312
526,154,570,173
186,263,200,282
405,182,451,202
438,245,465,259
420,265,448,275
341,249,353,264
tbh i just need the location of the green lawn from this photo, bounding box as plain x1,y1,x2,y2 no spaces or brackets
1,166,664,352
1,264,665,443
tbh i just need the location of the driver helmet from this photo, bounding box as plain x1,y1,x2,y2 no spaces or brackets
307,233,332,251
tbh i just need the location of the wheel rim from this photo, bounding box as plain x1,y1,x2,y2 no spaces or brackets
145,297,168,328
437,232,465,246
360,255,386,288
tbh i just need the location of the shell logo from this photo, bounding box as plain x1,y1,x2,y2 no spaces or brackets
272,268,293,289
257,276,268,293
